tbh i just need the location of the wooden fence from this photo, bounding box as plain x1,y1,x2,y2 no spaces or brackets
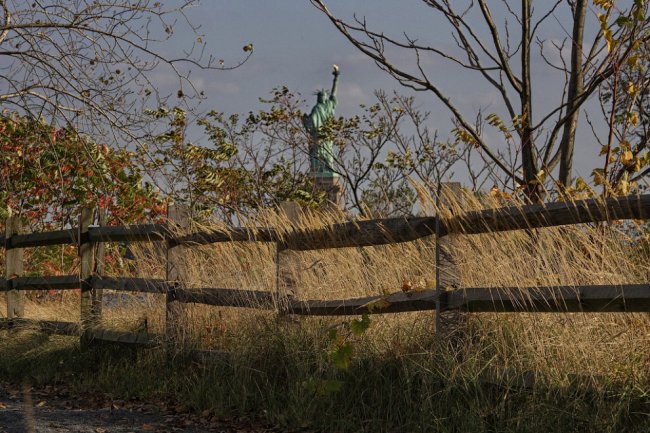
1,194,650,346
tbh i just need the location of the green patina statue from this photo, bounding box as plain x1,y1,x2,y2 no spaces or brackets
303,64,340,178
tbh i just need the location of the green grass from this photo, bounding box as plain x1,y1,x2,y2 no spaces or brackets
1,319,648,433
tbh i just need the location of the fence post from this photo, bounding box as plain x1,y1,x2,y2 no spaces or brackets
276,201,301,313
79,208,96,344
435,182,464,341
166,204,189,349
5,215,24,320
92,209,106,319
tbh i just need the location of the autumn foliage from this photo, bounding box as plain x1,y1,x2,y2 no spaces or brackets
0,113,164,229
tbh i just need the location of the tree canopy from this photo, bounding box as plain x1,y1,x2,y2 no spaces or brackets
0,0,250,145
311,0,650,199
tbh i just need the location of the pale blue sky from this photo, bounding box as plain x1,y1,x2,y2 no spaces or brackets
164,1,616,182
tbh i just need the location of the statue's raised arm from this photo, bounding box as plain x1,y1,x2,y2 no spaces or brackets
330,64,340,104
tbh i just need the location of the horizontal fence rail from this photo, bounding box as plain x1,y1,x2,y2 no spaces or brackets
91,277,278,308
2,195,648,251
88,224,168,243
0,275,81,291
85,329,159,345
6,228,77,249
288,289,439,315
285,284,650,315
281,216,437,251
0,318,80,336
172,287,277,308
0,318,158,345
173,227,277,246
445,284,650,313
443,194,650,236
92,277,169,294
4,275,646,315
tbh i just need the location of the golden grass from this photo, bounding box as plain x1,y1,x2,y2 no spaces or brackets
2,191,649,387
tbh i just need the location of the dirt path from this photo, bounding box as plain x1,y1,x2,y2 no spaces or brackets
0,382,296,433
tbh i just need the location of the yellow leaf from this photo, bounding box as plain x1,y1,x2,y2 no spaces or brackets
452,127,478,147
628,81,637,95
621,150,634,165
592,168,605,185
628,112,639,126
575,177,588,191
598,13,607,25
599,145,609,156
412,278,427,291
594,0,613,10
365,298,391,313
618,172,630,194
605,29,614,53
413,284,427,292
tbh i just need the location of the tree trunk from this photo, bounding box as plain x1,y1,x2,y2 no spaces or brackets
559,0,587,188
521,0,540,200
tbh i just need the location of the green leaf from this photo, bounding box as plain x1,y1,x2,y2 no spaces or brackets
303,378,343,396
320,379,343,394
616,16,632,27
365,298,391,313
350,313,371,336
330,343,354,370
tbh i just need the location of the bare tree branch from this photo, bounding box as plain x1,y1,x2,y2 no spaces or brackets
0,0,251,147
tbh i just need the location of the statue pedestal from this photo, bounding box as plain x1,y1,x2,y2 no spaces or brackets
314,175,343,209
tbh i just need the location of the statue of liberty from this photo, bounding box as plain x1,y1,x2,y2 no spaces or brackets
303,65,340,178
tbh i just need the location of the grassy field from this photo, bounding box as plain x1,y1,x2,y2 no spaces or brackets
1,194,649,432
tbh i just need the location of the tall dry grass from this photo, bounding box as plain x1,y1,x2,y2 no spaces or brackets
6,191,647,382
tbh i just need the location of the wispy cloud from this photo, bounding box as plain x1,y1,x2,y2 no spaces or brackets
337,82,370,112
209,81,241,95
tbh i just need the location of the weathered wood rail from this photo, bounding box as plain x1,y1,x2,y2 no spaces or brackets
1,193,649,346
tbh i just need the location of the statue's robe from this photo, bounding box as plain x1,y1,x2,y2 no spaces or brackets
303,94,337,176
